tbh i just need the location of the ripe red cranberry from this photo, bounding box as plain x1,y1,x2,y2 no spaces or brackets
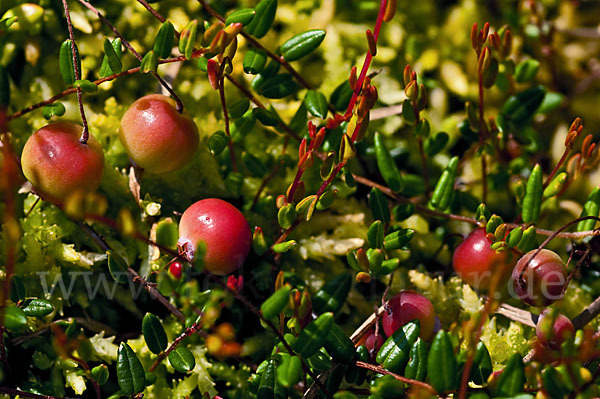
178,198,251,275
452,228,515,291
168,261,183,280
120,94,199,174
20,122,104,205
357,328,385,354
536,309,574,348
512,249,567,307
382,291,435,340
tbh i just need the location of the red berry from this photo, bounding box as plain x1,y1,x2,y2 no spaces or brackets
452,228,515,291
512,249,567,307
21,122,104,205
363,329,385,354
382,291,435,340
535,309,574,348
120,94,199,174
169,261,183,279
178,198,251,275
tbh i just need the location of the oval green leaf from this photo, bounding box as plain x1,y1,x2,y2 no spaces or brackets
292,312,334,358
22,299,54,317
142,313,168,355
154,21,175,59
427,330,457,394
312,273,352,315
376,320,420,373
304,90,328,119
226,8,256,26
281,29,326,62
246,0,277,39
117,343,146,395
168,346,196,373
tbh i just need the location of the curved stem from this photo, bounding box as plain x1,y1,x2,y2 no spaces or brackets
354,361,436,393
218,76,237,172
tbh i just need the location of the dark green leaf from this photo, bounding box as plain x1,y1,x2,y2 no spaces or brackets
471,342,492,385
208,131,229,156
374,132,404,193
369,187,390,223
501,85,545,125
281,29,326,62
92,364,109,385
260,284,291,320
404,338,428,381
154,21,175,59
2,306,27,330
514,59,540,83
254,107,280,127
368,220,384,249
242,151,269,177
21,299,54,317
231,109,256,142
107,251,129,284
74,79,98,93
541,367,567,399
246,0,277,38
275,354,302,388
383,228,414,250
168,347,196,373
142,313,168,355
427,330,457,393
323,322,355,364
229,98,250,119
495,353,525,396
258,359,286,399
226,8,256,26
330,81,353,111
42,102,66,120
312,273,352,315
59,39,81,85
304,90,328,119
402,99,417,125
289,102,308,134
117,343,145,395
430,156,459,210
101,38,122,77
141,50,159,74
376,320,420,373
424,132,449,157
258,74,298,99
244,47,268,75
292,312,334,358
155,219,178,250
392,203,415,221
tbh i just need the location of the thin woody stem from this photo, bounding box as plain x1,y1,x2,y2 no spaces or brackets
60,0,89,143
218,76,238,172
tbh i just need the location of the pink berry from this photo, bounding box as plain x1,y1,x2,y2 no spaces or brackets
382,291,435,340
120,94,199,174
512,249,567,307
21,122,104,205
536,309,574,348
178,198,251,275
452,228,515,291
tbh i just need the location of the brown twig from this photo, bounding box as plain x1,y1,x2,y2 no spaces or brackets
218,76,238,172
354,361,436,393
61,0,89,143
148,321,205,372
135,0,180,37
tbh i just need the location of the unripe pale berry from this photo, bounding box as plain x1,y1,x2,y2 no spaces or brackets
21,122,104,205
178,198,251,275
120,94,199,174
382,291,435,340
512,249,567,307
452,228,515,290
535,309,574,348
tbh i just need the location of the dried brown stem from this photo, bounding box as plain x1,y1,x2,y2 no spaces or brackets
354,361,436,393
148,322,205,372
218,76,238,172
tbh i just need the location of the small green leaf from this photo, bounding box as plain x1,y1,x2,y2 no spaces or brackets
501,85,546,125
246,0,277,38
277,203,296,229
257,74,298,99
275,354,302,388
367,220,384,249
59,39,81,85
383,228,415,250
517,226,537,252
514,59,540,83
117,343,146,395
281,29,326,62
2,306,27,330
312,273,352,315
392,203,415,221
427,330,457,393
304,90,328,119
21,299,54,317
430,156,459,211
168,346,196,373
208,130,229,155
578,187,600,232
142,313,168,355
258,359,286,399
244,47,268,75
471,342,492,385
330,81,353,111
229,98,250,119
155,219,178,250
154,21,175,59
261,284,291,320
374,132,404,193
178,19,199,60
272,240,296,253
401,99,417,125
74,79,98,93
292,312,334,358
242,151,269,177
231,109,256,142
495,353,525,396
226,8,256,26
376,320,420,373
541,367,567,399
254,107,280,127
369,187,390,223
92,364,109,385
404,338,428,381
323,322,355,364
42,102,66,120
424,132,449,157
522,164,543,224
543,172,567,199
140,50,159,74
102,37,122,76
107,251,129,284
